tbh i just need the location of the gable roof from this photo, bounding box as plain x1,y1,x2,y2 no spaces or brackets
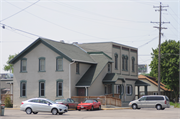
138,75,171,91
9,38,96,64
76,53,113,87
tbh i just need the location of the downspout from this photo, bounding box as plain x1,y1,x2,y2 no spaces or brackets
69,61,75,98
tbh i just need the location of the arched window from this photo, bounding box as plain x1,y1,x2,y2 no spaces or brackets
114,53,118,70
122,55,125,70
132,57,135,72
125,55,128,71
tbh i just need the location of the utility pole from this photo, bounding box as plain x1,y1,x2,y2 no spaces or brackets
151,2,170,95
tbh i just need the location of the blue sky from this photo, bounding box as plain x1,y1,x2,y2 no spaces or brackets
0,0,179,73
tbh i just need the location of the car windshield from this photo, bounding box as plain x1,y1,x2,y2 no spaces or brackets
55,99,66,102
165,96,169,101
84,100,93,103
46,99,55,104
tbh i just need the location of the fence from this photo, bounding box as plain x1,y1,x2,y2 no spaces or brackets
72,95,121,107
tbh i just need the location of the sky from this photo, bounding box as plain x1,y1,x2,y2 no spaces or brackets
0,0,179,73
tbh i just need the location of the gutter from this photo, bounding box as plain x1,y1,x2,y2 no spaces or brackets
69,61,75,98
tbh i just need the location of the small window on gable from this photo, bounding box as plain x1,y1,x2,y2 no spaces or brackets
76,62,79,74
39,57,45,72
114,53,118,70
21,58,27,72
108,63,111,73
132,57,135,72
20,80,27,97
56,56,63,71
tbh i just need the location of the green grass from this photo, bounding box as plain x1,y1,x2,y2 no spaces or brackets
170,102,180,108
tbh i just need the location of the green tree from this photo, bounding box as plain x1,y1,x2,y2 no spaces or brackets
149,40,179,102
3,54,17,73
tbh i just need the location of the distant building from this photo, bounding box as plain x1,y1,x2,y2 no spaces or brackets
0,73,13,94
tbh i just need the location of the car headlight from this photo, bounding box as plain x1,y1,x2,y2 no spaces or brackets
129,102,132,105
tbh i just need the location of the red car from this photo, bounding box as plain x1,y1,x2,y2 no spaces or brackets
77,99,101,111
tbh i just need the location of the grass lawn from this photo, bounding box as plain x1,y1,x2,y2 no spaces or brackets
170,102,180,108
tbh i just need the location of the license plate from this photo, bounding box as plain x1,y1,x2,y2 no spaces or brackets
81,106,84,108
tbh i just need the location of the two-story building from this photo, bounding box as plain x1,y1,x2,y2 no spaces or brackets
9,38,138,108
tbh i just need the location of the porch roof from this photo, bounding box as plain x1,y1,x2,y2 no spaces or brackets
135,80,150,86
102,73,125,84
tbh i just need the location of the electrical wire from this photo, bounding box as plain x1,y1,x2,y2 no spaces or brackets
52,0,150,23
0,0,40,22
138,36,158,48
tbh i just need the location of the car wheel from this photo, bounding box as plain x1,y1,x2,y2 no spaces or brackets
156,105,162,110
98,105,101,110
26,108,32,114
78,109,81,111
33,112,38,114
132,104,137,109
91,106,94,111
51,108,58,115
59,113,63,115
66,105,69,110
161,108,165,110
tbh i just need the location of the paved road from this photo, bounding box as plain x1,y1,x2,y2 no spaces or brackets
1,108,180,119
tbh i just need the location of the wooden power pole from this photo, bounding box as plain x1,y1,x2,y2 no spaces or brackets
151,2,169,95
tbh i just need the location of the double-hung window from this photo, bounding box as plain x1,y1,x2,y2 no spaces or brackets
56,79,63,97
21,58,27,72
126,85,132,95
39,57,45,72
108,63,111,73
20,80,27,97
39,80,45,97
56,56,63,71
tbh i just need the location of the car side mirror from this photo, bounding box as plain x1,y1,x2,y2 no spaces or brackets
48,103,51,106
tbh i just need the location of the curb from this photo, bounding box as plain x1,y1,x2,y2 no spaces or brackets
102,107,131,110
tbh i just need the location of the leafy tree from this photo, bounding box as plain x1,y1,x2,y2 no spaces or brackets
149,40,179,102
3,54,17,73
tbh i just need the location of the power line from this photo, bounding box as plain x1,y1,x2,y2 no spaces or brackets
1,23,47,38
138,36,159,48
0,0,40,22
52,0,149,23
22,0,150,31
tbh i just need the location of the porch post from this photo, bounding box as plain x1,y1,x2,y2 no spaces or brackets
112,84,114,97
144,86,147,95
138,86,140,98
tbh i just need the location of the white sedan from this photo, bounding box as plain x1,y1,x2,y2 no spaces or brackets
20,98,68,115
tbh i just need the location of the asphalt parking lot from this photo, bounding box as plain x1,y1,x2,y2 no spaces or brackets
1,108,180,119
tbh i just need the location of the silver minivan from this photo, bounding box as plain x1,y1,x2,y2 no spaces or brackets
129,95,170,110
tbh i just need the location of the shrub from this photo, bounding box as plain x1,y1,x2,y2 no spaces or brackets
4,95,13,108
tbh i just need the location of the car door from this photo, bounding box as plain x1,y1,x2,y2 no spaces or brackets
67,98,74,108
146,97,156,108
70,99,76,108
39,99,51,112
138,96,147,108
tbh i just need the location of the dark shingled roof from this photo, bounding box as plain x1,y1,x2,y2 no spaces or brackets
76,54,112,87
9,38,96,64
102,73,125,83
135,80,150,86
